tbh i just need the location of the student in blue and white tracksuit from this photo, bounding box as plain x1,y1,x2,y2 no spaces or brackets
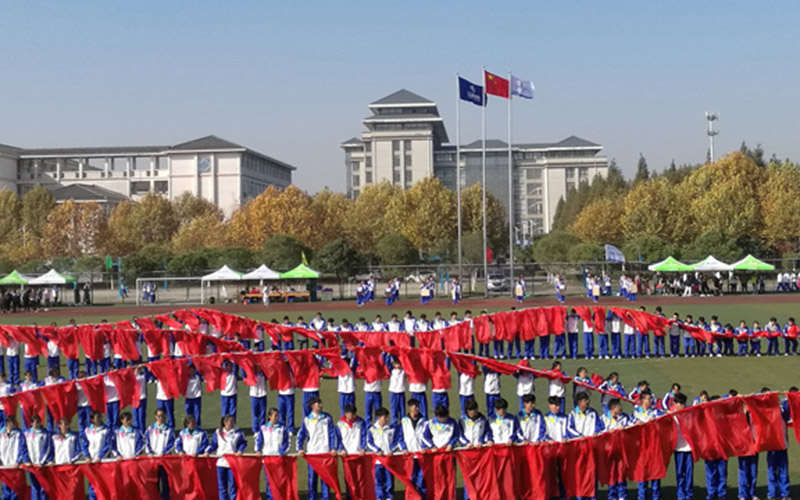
52,417,82,465
635,393,665,500
104,375,121,430
398,399,427,496
5,337,20,385
566,311,580,360
672,394,693,500
703,395,728,500
338,351,357,417
554,273,566,303
421,405,460,450
668,314,682,357
113,412,145,459
489,398,522,445
368,408,401,500
514,363,535,413
336,404,366,457
597,315,610,359
184,365,203,427
568,392,604,437
682,315,696,357
518,394,547,444
0,416,29,500
363,363,384,427
583,316,596,359
175,415,209,456
636,306,651,358
749,321,762,356
147,409,175,500
608,311,623,359
765,392,791,500
356,281,367,307
544,396,575,442
0,373,13,424
297,398,337,500
652,307,667,358
458,368,476,417
24,415,52,500
256,408,290,500
81,412,113,500
483,366,502,415
220,361,238,422
735,321,751,357
459,399,491,448
515,275,526,303
452,278,462,305
601,399,631,500
598,372,627,413
209,415,247,500
250,369,268,433
19,371,41,430
388,358,407,423
765,317,781,356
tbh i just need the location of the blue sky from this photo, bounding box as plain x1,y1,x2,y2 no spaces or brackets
1,2,798,192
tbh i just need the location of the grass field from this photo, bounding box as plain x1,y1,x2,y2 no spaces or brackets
6,297,800,499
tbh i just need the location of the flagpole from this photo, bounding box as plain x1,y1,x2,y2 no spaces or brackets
481,66,488,298
508,71,514,296
456,73,463,289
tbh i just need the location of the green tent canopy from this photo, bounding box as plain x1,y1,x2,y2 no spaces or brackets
280,263,320,279
730,254,775,271
0,270,30,285
647,256,693,272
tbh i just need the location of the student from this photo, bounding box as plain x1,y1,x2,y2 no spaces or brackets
336,404,367,456
220,360,238,422
147,409,174,500
113,412,145,459
250,368,268,433
134,366,148,431
0,416,29,499
548,361,567,413
703,396,727,500
52,417,82,464
566,309,580,360
633,393,664,500
421,405,459,450
784,317,798,355
635,306,651,358
338,350,357,417
749,321,762,357
5,335,19,385
81,412,113,500
582,314,595,359
76,370,92,433
368,408,400,500
596,314,610,359
517,394,546,443
515,274,526,303
622,315,637,358
296,398,336,500
667,312,682,357
514,360,536,412
295,316,310,351
735,320,751,357
567,392,604,437
19,370,41,430
24,414,52,500
554,273,566,303
45,324,61,372
22,334,39,383
104,375,121,430
489,398,521,445
766,394,791,500
505,308,522,360
257,408,289,500
457,360,476,416
661,383,682,412
175,415,209,456
363,362,383,427
0,372,13,424
388,357,407,423
765,317,781,356
185,364,203,427
602,399,630,500
477,310,492,358
608,310,623,359
682,315,695,357
483,366,502,414
459,399,490,447
155,373,176,430
672,393,694,500
544,396,573,442
397,399,427,496
209,415,247,500
692,390,709,406
277,369,296,436
598,372,627,412
42,367,65,431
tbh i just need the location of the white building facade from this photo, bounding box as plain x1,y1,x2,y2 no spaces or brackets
0,135,294,217
342,89,609,237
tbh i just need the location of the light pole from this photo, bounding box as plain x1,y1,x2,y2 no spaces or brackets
705,112,719,162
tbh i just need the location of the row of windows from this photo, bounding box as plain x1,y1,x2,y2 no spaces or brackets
373,123,431,131
243,155,292,182
391,140,412,152
374,107,436,115
131,180,168,195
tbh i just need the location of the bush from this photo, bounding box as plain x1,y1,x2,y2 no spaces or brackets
259,235,310,271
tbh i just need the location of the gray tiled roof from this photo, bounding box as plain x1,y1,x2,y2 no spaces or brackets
553,136,600,148
370,89,434,106
341,137,364,146
169,135,245,151
20,145,168,157
51,183,129,203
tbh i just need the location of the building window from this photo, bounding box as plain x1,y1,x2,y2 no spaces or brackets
527,199,543,215
526,168,542,179
154,181,168,194
404,155,412,167
565,167,575,180
352,175,360,187
393,156,400,167
364,142,371,153
405,169,412,183
404,140,411,151
529,218,544,235
526,183,543,196
393,171,401,183
365,157,372,168
131,181,150,194
392,140,400,152
579,167,589,181
352,189,360,197
365,172,373,183
197,156,212,173
351,161,359,172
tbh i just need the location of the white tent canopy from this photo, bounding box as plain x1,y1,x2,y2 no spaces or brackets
691,255,733,272
201,265,243,282
241,264,281,281
28,269,76,285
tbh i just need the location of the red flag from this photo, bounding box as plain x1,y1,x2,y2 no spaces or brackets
512,444,549,500
149,358,189,399
255,352,293,392
226,455,264,500
388,347,430,386
443,322,472,351
317,348,352,378
560,439,595,498
519,309,537,341
108,330,141,361
676,398,755,461
0,394,18,417
136,316,159,330
80,462,124,500
421,350,450,390
387,332,412,349
23,464,84,500
284,351,321,390
448,352,481,378
591,373,605,388
118,458,161,499
262,456,299,500
17,389,45,427
623,417,676,482
744,393,787,451
492,312,508,342
380,454,422,500
54,327,81,359
485,71,509,98
0,468,30,500
343,455,377,500
593,307,606,333
224,352,259,386
142,329,171,357
191,355,224,393
415,331,441,350
160,455,219,500
493,445,517,500
546,307,566,335
787,391,800,444
353,347,390,383
455,447,500,500
573,306,593,328
107,368,140,410
419,452,456,500
303,454,343,500
5,326,46,357
473,316,492,344
476,356,521,376
76,325,106,361
593,430,627,486
40,380,78,422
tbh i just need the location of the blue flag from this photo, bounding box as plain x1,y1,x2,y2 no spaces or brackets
458,77,484,106
604,244,626,263
511,75,535,99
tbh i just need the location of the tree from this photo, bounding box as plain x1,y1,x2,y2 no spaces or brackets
120,245,172,282
461,231,485,264
375,233,418,266
386,177,455,252
760,161,800,253
313,239,363,298
106,194,178,254
621,234,677,263
211,247,256,270
308,189,352,250
622,178,693,245
740,141,766,167
0,190,21,240
634,154,649,184
569,198,625,245
228,186,283,249
683,228,741,262
166,249,212,276
567,243,604,263
21,185,56,240
532,231,580,263
259,235,309,271
343,182,399,257
105,201,137,256
459,183,507,252
172,192,224,225
74,256,106,273
171,214,230,254
268,185,316,247
41,201,108,258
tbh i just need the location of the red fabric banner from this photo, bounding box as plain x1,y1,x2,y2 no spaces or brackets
787,391,800,444
54,327,80,359
593,306,606,333
448,352,481,378
160,456,219,500
80,462,124,500
107,368,140,410
172,310,200,330
108,330,141,361
512,444,548,500
343,455,377,500
473,316,492,344
545,307,566,335
388,332,412,348
136,316,159,330
593,429,627,486
224,352,259,386
17,389,46,426
118,459,161,499
256,352,293,392
623,417,676,482
388,347,430,385
142,329,171,357
76,325,106,361
415,331,441,350
455,447,499,500
744,393,787,451
284,351,321,389
23,464,84,500
262,456,299,500
419,453,456,500
78,376,106,413
148,358,189,399
421,350,450,390
443,322,472,351
40,380,78,422
0,468,30,500
191,355,224,393
560,439,595,498
574,306,593,329
353,347,390,383
318,348,352,378
380,454,422,500
226,455,264,500
676,398,756,461
303,454,343,500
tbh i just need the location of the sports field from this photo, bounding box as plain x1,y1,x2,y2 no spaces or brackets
5,293,800,499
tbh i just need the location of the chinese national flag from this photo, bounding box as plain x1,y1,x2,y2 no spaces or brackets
484,71,509,98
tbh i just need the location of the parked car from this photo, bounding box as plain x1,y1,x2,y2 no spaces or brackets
487,273,510,292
